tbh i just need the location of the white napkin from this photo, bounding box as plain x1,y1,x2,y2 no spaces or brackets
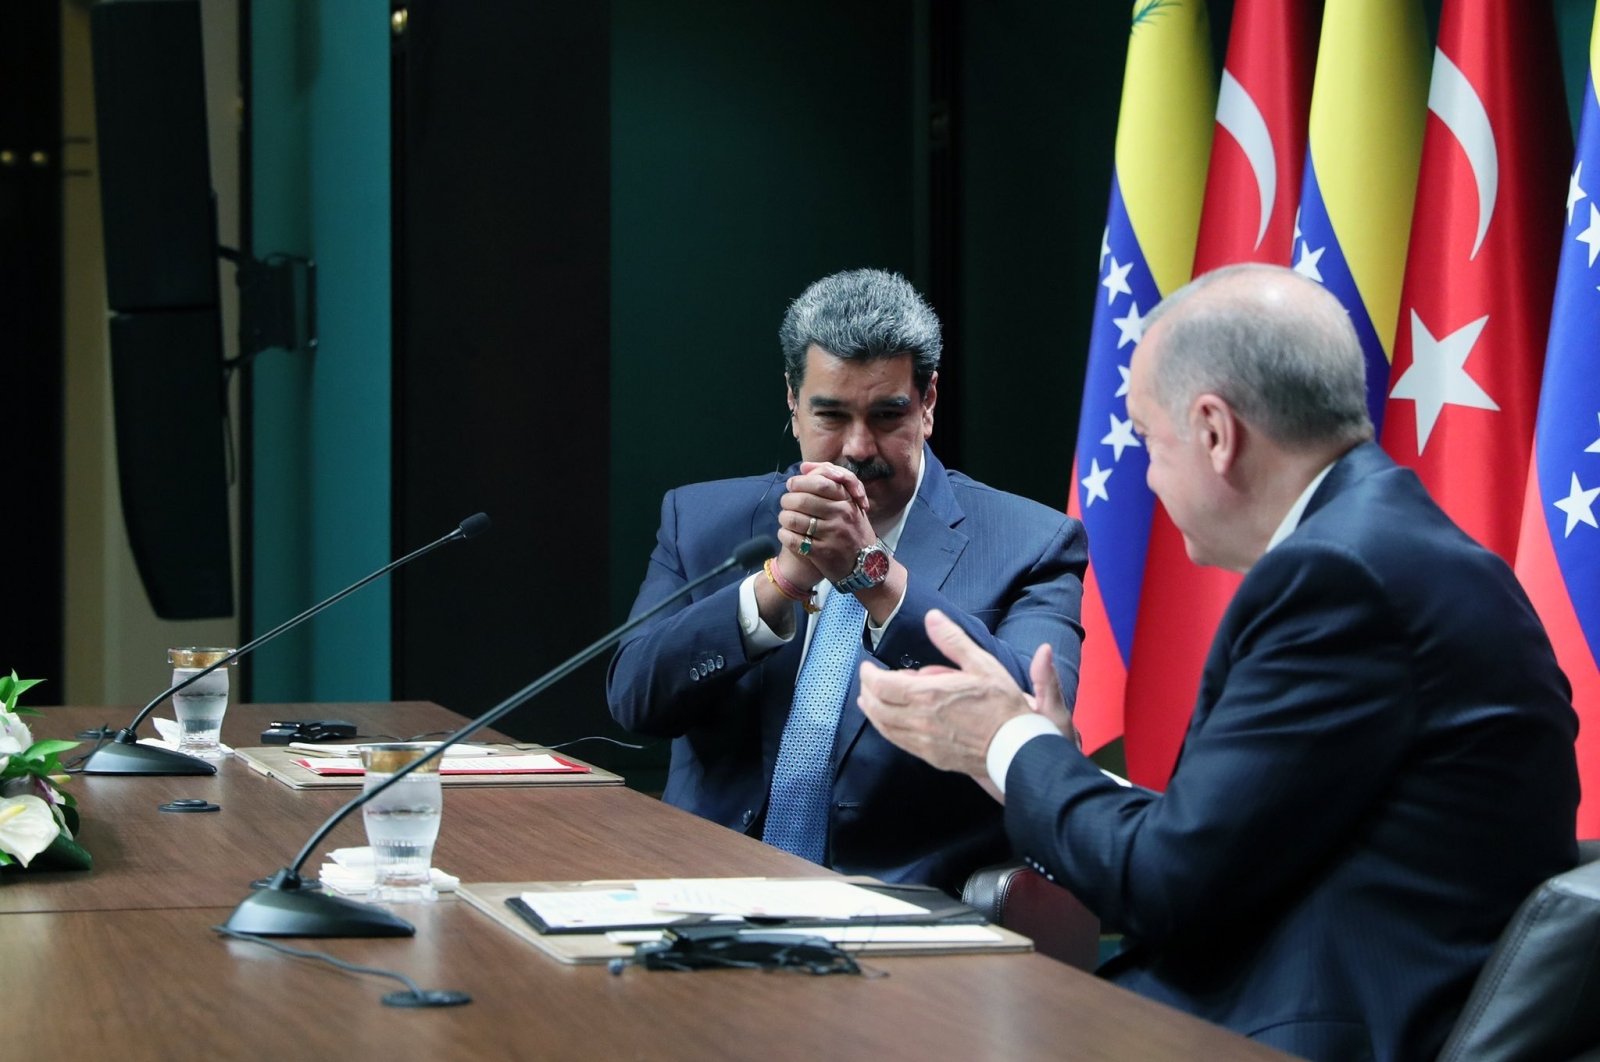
144,718,235,755
318,846,458,896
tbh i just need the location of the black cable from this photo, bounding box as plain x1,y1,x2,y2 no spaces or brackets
541,735,645,751
212,925,470,1007
63,727,115,772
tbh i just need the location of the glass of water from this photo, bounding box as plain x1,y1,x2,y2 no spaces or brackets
358,743,443,903
168,647,236,759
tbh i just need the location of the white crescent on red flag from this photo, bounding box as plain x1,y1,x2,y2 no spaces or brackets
1380,0,1570,562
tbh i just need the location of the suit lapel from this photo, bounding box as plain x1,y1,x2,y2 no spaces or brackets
832,447,969,770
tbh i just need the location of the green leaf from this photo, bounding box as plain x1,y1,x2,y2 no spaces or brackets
0,673,44,715
23,739,79,759
29,831,92,871
0,849,12,867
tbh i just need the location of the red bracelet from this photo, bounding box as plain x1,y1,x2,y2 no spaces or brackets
764,558,821,614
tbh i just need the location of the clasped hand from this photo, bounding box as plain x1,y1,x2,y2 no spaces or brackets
774,461,876,586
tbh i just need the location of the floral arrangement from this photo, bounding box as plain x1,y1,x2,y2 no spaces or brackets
0,673,90,870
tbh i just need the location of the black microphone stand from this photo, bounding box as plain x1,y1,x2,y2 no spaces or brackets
81,514,491,776
222,535,778,938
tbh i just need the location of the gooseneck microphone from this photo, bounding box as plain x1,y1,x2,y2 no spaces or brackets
222,533,779,938
81,513,492,776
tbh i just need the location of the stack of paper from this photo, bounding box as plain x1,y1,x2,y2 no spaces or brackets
518,878,931,931
292,753,587,776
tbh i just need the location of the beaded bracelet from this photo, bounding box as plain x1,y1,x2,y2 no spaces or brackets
764,558,821,614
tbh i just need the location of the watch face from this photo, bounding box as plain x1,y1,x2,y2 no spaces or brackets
862,546,891,584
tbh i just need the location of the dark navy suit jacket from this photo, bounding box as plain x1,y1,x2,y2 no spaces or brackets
607,447,1087,894
1005,443,1579,1060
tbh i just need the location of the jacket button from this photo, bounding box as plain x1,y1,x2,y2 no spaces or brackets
689,667,700,682
740,809,754,826
899,655,920,669
715,654,725,669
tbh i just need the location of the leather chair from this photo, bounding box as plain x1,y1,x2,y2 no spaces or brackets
1435,840,1600,1062
961,862,1100,971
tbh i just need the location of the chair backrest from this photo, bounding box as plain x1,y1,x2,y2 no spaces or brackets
962,862,1100,971
1436,843,1600,1062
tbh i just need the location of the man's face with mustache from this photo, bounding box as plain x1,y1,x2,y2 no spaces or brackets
787,346,936,525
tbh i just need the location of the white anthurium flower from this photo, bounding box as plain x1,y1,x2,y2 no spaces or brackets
0,710,32,755
2,777,70,832
0,795,59,867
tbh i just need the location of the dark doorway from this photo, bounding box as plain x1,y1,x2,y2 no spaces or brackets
0,3,64,691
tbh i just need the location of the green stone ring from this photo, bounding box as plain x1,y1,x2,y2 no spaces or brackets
799,536,813,555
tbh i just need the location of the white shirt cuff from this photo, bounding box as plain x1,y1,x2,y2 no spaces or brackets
738,572,792,656
864,584,908,651
986,713,1061,795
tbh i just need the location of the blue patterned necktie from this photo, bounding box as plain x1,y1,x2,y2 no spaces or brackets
762,589,867,864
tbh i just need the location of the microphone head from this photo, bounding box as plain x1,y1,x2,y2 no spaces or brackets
458,513,491,540
733,534,780,569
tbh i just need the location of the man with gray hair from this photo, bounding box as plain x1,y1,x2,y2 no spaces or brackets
608,268,1087,894
857,264,1578,1058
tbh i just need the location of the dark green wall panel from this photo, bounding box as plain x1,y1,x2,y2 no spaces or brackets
609,0,922,625
249,0,390,700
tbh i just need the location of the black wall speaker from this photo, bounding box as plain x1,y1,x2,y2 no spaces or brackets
91,0,218,311
92,0,234,619
107,310,233,619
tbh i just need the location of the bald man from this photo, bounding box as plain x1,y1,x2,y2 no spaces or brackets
858,264,1579,1061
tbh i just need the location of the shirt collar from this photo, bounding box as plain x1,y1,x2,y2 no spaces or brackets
1265,461,1335,553
879,447,926,553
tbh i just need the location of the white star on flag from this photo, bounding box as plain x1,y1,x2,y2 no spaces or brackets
1115,365,1131,398
1569,162,1587,226
1293,209,1303,245
1081,458,1113,507
1293,241,1325,283
1553,471,1600,537
1102,257,1133,305
1100,227,1111,270
1101,413,1142,461
1112,302,1146,349
1388,312,1498,452
1577,202,1600,268
1587,412,1600,454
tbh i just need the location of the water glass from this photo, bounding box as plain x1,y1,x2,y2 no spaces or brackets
169,647,236,759
359,743,443,903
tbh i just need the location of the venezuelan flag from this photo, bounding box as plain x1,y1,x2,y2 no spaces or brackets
1123,0,1320,788
1514,4,1600,837
1293,0,1428,433
1069,0,1213,752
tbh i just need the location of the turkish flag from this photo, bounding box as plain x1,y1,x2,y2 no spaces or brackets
1121,0,1320,788
1379,0,1570,561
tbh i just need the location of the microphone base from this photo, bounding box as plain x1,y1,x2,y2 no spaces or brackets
224,881,415,938
79,736,217,776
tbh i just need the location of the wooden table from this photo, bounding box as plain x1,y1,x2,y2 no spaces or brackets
3,703,1293,1060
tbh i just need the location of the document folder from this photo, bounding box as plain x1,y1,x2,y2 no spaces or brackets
457,880,1034,964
